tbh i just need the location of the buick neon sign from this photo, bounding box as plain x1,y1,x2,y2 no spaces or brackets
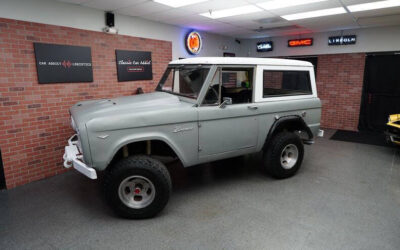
257,41,273,52
288,38,313,47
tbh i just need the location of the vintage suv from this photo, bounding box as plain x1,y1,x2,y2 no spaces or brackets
63,57,323,219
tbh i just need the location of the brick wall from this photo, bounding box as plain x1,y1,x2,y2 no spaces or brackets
263,71,283,89
0,18,172,188
316,53,366,131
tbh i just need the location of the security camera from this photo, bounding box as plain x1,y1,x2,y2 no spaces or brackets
103,26,118,34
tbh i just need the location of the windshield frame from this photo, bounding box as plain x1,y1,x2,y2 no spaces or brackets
156,64,213,102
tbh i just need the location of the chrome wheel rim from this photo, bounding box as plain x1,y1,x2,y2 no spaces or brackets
280,144,299,170
118,175,156,209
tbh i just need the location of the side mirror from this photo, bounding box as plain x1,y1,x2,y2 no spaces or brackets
219,97,232,109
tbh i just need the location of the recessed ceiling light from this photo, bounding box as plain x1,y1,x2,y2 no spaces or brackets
282,7,347,21
200,5,263,19
257,0,327,11
153,0,208,8
347,0,400,12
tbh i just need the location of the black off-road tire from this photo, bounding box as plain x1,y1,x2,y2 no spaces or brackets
103,155,172,219
263,132,304,179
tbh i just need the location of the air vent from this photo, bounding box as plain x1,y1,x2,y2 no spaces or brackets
357,14,400,26
256,17,285,24
253,25,301,33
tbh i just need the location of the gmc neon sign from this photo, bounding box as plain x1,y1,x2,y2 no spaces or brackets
288,38,313,47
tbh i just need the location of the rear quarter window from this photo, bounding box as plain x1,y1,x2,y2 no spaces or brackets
263,70,312,97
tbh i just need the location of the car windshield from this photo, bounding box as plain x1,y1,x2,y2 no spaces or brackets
156,65,211,99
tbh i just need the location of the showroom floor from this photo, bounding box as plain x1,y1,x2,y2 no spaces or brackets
0,130,399,250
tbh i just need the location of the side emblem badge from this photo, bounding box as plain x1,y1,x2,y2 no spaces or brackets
97,135,109,139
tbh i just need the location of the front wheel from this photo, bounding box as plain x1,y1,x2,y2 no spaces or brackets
103,155,172,219
263,132,304,179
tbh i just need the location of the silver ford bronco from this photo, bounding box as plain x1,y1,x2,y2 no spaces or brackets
63,57,323,219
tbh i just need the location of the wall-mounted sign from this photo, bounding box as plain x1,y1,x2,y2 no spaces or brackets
257,41,273,52
33,43,93,84
115,50,152,82
186,31,202,55
328,35,357,46
288,38,313,47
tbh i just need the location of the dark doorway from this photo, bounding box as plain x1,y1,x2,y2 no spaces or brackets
358,52,400,132
286,56,318,78
0,149,6,190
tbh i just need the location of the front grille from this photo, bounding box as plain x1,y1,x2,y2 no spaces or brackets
387,125,400,134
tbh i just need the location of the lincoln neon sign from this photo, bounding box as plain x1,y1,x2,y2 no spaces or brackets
288,38,313,47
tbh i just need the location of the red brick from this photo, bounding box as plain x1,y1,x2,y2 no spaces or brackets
0,17,172,189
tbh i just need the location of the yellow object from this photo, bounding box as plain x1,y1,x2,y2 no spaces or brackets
386,114,400,145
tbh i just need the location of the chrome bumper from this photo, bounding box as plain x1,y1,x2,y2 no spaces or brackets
63,134,97,179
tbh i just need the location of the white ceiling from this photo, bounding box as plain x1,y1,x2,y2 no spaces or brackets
57,0,400,38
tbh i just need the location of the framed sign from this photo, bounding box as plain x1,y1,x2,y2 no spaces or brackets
115,50,152,82
257,41,273,52
328,35,356,45
186,31,202,55
288,38,313,47
33,43,93,84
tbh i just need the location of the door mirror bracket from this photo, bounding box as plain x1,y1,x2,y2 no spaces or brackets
219,97,232,108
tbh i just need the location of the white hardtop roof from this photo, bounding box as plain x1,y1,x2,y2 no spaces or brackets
169,57,313,67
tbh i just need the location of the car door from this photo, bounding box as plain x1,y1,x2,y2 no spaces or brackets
197,66,259,162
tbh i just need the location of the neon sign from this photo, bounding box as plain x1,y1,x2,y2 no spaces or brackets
288,38,313,47
186,31,202,55
257,41,273,52
328,35,356,45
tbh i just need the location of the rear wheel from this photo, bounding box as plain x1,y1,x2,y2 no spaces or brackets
263,132,304,179
103,155,172,219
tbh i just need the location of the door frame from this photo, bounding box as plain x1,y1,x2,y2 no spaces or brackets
0,149,6,190
358,51,400,131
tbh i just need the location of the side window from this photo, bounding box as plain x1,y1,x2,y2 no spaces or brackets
263,70,312,97
221,68,253,104
203,67,254,105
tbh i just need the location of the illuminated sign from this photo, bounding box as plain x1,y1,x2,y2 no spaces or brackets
288,38,313,47
328,35,356,45
257,41,273,52
186,31,202,55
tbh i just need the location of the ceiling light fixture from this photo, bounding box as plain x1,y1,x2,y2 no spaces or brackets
282,7,347,20
257,0,327,10
153,0,208,8
200,5,262,19
347,0,400,12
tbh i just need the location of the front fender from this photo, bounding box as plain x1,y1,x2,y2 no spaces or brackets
88,123,198,171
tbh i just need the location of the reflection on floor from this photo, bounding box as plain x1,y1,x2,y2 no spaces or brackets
1,129,400,249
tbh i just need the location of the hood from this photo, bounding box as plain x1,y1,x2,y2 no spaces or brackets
70,92,188,126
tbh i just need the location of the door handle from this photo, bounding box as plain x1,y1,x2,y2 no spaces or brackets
248,106,258,110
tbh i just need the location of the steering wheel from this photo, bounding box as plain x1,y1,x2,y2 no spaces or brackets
204,86,219,104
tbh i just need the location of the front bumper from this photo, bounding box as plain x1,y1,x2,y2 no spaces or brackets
385,130,400,145
63,134,97,179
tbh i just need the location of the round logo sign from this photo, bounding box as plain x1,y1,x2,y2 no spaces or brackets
186,31,202,55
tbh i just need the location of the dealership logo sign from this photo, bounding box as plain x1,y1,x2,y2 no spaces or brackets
328,35,357,45
288,38,313,47
186,31,202,55
34,43,93,84
257,41,273,52
115,50,152,82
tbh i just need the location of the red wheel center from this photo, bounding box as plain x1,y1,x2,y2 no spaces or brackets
134,188,141,194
